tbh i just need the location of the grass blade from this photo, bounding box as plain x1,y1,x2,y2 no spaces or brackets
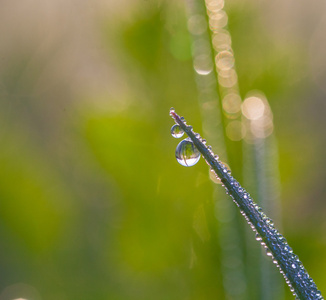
170,108,323,300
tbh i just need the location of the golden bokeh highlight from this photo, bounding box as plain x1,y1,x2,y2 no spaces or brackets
226,120,246,141
194,2,281,299
242,91,274,141
218,69,238,88
250,117,274,139
209,168,222,184
205,0,225,13
188,15,207,36
209,10,228,31
206,4,242,143
242,96,265,120
186,0,223,155
215,50,235,71
0,283,41,300
194,54,213,75
222,93,242,114
192,38,211,57
221,162,231,172
209,162,231,184
202,4,248,298
212,29,232,51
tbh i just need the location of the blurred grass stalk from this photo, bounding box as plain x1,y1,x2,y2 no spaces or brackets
185,0,284,298
242,95,284,299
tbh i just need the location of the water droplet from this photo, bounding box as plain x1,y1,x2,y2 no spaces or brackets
175,139,201,167
171,124,184,138
255,233,262,241
220,162,231,173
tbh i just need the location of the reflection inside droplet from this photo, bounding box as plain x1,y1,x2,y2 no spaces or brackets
171,124,184,138
175,139,201,167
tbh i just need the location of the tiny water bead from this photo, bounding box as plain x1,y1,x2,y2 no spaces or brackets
175,138,201,167
171,124,184,138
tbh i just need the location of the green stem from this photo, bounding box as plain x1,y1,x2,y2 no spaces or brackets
170,108,323,300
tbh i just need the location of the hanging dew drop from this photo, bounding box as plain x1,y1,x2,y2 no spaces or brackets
175,138,201,167
171,124,184,138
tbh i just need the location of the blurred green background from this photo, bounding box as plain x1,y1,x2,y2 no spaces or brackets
0,0,325,299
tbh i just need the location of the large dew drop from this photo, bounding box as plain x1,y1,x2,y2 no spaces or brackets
171,124,184,138
175,138,200,167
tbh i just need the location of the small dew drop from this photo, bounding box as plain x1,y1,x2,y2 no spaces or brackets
175,139,201,167
255,233,262,241
221,162,231,173
171,124,184,138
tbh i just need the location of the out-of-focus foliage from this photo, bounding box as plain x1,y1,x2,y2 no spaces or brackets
0,0,325,299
